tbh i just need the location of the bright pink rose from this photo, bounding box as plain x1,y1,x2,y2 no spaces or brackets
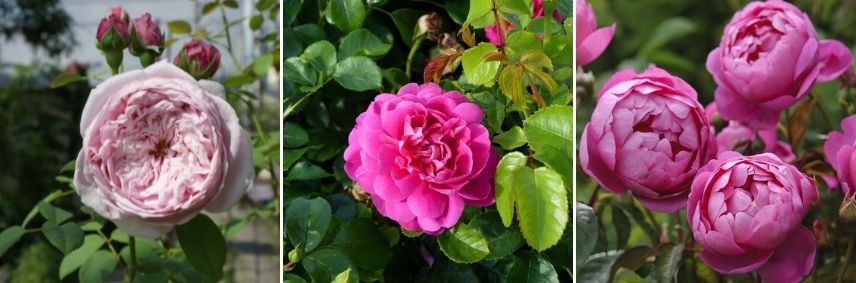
174,40,221,80
484,0,563,46
580,66,716,212
688,151,817,283
73,61,254,238
823,114,856,196
343,83,499,235
576,0,615,66
707,0,852,129
132,13,163,47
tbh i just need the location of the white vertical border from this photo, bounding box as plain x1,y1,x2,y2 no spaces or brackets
278,0,284,281
571,1,577,281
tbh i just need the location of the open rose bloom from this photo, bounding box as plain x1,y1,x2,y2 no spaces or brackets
824,115,856,196
706,0,852,129
580,66,716,212
344,83,498,235
689,151,817,283
575,0,615,66
74,61,254,238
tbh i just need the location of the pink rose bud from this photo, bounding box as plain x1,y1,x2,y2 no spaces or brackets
96,13,130,50
688,151,817,282
707,0,853,129
484,0,564,46
174,40,221,80
823,115,856,197
576,0,615,66
343,83,499,235
708,104,795,162
579,66,717,212
73,62,254,238
130,13,164,67
109,6,129,23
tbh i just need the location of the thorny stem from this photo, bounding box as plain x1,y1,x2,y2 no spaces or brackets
838,233,855,283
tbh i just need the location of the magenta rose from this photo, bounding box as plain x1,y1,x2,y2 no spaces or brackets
823,114,856,196
706,0,852,129
688,151,817,283
580,66,716,212
343,83,499,235
576,0,615,66
484,0,563,46
174,40,221,80
73,61,254,238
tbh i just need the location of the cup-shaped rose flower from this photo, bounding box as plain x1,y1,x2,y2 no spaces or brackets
580,66,716,212
688,151,817,283
174,39,221,80
73,61,254,238
344,83,499,235
707,0,852,129
576,0,615,66
130,13,164,67
484,0,563,46
823,114,856,196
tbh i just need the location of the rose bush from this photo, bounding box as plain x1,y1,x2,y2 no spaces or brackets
577,0,856,282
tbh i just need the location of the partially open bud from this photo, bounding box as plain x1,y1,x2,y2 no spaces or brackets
287,246,303,263
130,13,164,67
96,7,130,74
840,194,856,223
173,40,221,80
415,12,443,41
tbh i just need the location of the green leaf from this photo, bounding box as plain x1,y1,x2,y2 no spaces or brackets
302,41,338,74
59,235,105,279
302,248,353,282
284,148,308,170
202,2,219,15
524,105,573,186
493,126,527,150
576,202,598,266
506,251,559,283
167,20,192,34
579,252,623,283
515,167,568,251
38,202,73,224
543,218,573,269
333,56,382,91
78,250,118,283
284,57,318,86
249,14,263,30
495,152,527,227
462,43,501,86
444,1,469,24
42,221,83,254
50,73,86,88
331,267,359,283
641,17,698,57
251,53,274,76
284,273,309,283
612,205,631,249
110,229,129,243
499,0,531,15
390,9,422,47
499,65,528,111
256,0,276,10
655,243,684,283
610,246,656,282
176,214,227,282
284,197,332,252
614,268,648,283
469,211,524,259
328,0,366,32
284,122,309,148
339,29,392,58
222,0,239,8
544,35,572,66
437,223,490,263
332,218,393,271
466,0,495,28
0,226,25,257
224,74,256,87
285,161,332,180
505,31,540,60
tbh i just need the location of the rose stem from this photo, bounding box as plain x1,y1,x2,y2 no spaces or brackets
406,35,425,81
525,73,546,108
129,236,137,282
811,93,834,131
837,233,855,283
643,207,663,243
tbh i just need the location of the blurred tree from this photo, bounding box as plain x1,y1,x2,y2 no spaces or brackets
0,0,76,57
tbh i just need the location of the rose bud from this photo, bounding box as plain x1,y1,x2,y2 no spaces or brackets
73,61,254,238
707,0,853,129
576,0,615,66
485,0,564,46
823,115,856,197
688,151,817,282
130,13,164,67
707,104,795,162
344,83,499,235
174,39,221,80
579,66,716,212
96,6,131,74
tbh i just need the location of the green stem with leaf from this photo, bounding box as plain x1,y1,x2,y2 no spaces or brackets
406,36,425,81
129,236,137,282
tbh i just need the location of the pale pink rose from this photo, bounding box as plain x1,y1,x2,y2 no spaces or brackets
73,61,254,238
689,151,817,283
580,66,716,212
707,0,852,129
344,83,498,235
576,0,615,66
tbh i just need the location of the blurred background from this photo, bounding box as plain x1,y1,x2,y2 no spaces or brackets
0,0,279,282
